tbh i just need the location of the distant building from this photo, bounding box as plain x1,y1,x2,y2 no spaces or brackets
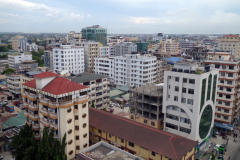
11,35,27,51
135,42,149,52
162,39,179,54
6,74,21,98
107,35,125,44
8,52,32,69
115,43,137,56
45,38,56,46
44,51,53,70
179,39,194,50
52,45,85,74
82,25,107,46
15,60,38,72
27,43,38,52
99,46,109,57
67,31,86,43
218,34,240,56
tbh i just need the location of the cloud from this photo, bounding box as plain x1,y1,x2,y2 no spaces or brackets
70,13,85,20
87,15,91,17
0,18,14,24
177,8,187,13
131,17,160,24
8,13,20,17
45,11,60,17
165,12,175,16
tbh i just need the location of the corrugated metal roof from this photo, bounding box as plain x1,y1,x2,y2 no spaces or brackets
110,89,124,97
26,71,43,76
116,86,130,92
69,72,108,83
3,111,26,128
122,93,129,101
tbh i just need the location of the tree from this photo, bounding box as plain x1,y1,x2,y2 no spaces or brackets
11,124,35,160
212,152,215,160
91,101,95,108
5,64,9,69
2,68,15,74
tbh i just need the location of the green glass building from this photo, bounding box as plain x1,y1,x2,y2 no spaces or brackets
82,25,107,46
135,42,149,52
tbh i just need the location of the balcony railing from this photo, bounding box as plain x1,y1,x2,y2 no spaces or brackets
50,123,58,130
34,134,40,140
29,114,38,121
32,124,39,130
49,112,58,119
28,103,38,111
40,108,49,116
40,98,49,106
41,119,50,127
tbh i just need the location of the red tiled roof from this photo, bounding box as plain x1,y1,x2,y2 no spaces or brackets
42,77,88,95
33,72,58,78
223,35,239,38
89,108,198,160
22,79,36,88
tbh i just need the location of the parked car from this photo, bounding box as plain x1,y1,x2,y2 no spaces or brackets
124,103,129,107
0,155,3,159
209,154,212,160
214,144,221,151
209,142,213,148
0,100,8,105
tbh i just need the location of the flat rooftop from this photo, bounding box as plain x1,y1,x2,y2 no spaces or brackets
78,141,142,160
69,72,108,83
130,83,163,97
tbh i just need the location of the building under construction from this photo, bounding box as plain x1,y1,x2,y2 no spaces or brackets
129,83,164,129
182,46,209,62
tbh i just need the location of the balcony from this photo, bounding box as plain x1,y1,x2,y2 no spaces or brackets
49,112,58,119
59,100,73,108
34,134,40,140
74,96,89,105
29,113,39,121
28,103,38,111
23,102,29,108
32,124,39,131
40,108,49,117
24,111,29,117
41,119,50,127
40,98,49,106
49,101,59,108
26,93,37,101
50,123,58,130
22,92,27,98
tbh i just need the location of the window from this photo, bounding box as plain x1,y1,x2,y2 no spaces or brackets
174,96,178,101
151,151,156,156
229,66,234,70
75,115,78,120
166,114,179,121
180,127,191,134
76,136,79,140
68,140,73,145
218,101,222,104
182,88,186,93
166,123,178,130
151,121,155,126
74,105,78,110
98,129,102,133
224,109,229,113
83,143,88,148
188,89,194,94
69,150,73,155
120,138,124,143
76,146,80,150
82,114,87,118
67,108,72,113
175,77,179,82
181,98,186,103
217,114,221,118
226,88,232,92
215,64,220,68
220,87,223,90
183,78,187,83
220,80,224,83
83,123,87,128
129,142,134,148
175,86,179,92
169,85,171,89
144,119,147,124
221,72,225,76
218,107,221,111
228,73,233,77
67,119,72,124
189,79,195,84
219,94,223,97
75,126,79,130
187,99,194,105
109,134,112,138
224,116,229,120
226,95,231,99
227,81,232,85
225,102,230,106
68,129,72,134
83,103,86,108
169,76,171,79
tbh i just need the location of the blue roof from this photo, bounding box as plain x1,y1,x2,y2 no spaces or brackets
215,122,233,130
166,57,181,62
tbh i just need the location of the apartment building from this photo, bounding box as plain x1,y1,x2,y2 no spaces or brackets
6,75,21,98
156,61,171,83
89,108,197,160
182,46,208,62
15,60,38,72
82,25,107,46
45,38,56,46
52,45,85,74
8,52,32,69
217,34,240,56
178,39,194,50
69,42,99,73
129,84,164,129
163,62,218,152
95,54,157,87
20,71,43,92
11,35,27,51
21,72,90,160
107,35,125,44
69,72,110,109
162,39,179,54
115,43,137,56
27,43,38,52
44,51,53,70
203,59,240,124
109,45,116,57
99,46,109,57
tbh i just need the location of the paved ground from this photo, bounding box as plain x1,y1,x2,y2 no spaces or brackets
111,106,129,114
1,151,13,160
202,130,240,160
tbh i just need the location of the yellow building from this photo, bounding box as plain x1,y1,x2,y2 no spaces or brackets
11,35,27,51
148,43,159,51
89,108,197,160
162,39,179,55
218,35,240,56
21,72,90,160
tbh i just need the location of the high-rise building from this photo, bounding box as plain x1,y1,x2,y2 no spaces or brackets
44,51,53,70
8,52,32,69
69,42,99,73
95,54,157,87
203,58,240,124
22,72,90,160
82,25,107,46
218,34,240,56
52,45,85,74
11,35,27,51
135,42,149,52
163,62,218,152
179,39,194,50
115,43,137,56
27,43,38,52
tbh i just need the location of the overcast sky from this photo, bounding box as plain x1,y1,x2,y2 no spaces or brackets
0,0,239,34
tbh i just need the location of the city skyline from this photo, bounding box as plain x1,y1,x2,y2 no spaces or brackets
0,0,239,34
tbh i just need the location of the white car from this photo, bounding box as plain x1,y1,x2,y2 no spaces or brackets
209,142,213,148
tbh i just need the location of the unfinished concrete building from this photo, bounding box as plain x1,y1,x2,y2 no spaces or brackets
182,46,209,62
156,61,171,83
129,83,164,129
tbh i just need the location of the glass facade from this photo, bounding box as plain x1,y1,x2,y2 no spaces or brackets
200,79,206,111
199,105,213,139
211,74,218,103
207,74,212,101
